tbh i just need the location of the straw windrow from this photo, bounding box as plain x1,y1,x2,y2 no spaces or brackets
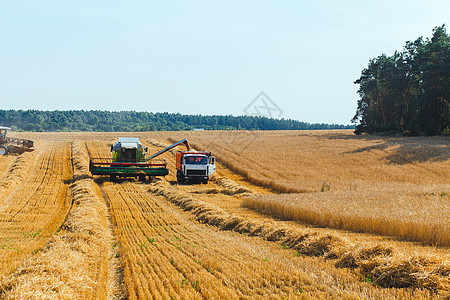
149,179,449,295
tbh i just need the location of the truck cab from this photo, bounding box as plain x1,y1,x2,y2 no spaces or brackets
176,151,216,184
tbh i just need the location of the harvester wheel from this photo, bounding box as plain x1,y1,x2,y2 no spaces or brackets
110,174,117,182
139,175,146,182
0,146,7,155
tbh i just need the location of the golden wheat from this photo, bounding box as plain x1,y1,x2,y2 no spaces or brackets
0,150,37,206
242,186,450,246
3,131,446,299
0,140,123,299
0,141,72,278
149,177,449,294
167,131,450,246
0,154,19,183
84,139,437,299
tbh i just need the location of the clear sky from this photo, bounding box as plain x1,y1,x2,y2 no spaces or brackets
1,1,448,124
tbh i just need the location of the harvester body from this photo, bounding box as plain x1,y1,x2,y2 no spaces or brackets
89,137,168,182
0,126,34,155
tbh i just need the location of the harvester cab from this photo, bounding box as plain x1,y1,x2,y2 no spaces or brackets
111,137,148,163
0,127,7,155
0,127,7,142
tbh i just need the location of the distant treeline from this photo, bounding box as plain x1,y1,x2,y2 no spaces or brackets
352,25,449,135
0,110,354,132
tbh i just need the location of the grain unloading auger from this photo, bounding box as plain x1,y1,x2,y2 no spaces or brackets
89,138,191,182
0,126,35,155
148,138,190,159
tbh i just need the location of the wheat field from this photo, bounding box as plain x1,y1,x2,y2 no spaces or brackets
0,130,448,299
167,131,450,246
0,142,72,278
242,185,449,246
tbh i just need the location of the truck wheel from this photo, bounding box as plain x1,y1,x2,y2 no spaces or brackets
0,146,7,155
110,174,117,182
176,171,185,184
202,178,209,184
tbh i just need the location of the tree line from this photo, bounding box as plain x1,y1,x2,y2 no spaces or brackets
0,110,353,132
352,25,449,135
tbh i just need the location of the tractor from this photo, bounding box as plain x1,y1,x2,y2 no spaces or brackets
0,126,34,155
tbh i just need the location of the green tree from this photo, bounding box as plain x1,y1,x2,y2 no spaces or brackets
353,25,449,135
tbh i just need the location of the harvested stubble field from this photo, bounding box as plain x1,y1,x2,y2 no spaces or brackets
0,130,448,299
0,142,72,279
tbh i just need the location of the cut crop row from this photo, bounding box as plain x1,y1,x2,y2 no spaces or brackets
0,140,124,299
0,141,72,277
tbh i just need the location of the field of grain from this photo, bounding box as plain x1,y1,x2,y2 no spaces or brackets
0,130,448,299
0,141,72,278
164,131,449,246
0,141,121,299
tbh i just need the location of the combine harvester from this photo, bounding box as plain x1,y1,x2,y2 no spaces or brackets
0,126,35,155
89,137,167,182
89,137,216,183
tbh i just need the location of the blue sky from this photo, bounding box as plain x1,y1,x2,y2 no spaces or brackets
1,1,448,124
